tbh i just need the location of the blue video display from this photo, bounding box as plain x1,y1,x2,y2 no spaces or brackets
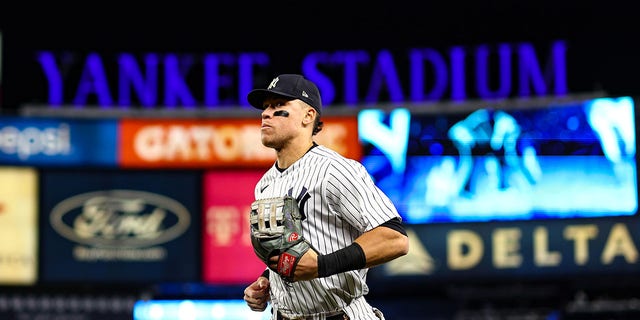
133,299,271,320
359,97,638,223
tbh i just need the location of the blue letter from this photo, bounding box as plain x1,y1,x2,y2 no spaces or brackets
118,53,159,108
518,40,568,97
550,40,568,95
72,53,113,107
36,51,64,106
203,53,235,107
302,52,337,106
450,46,466,102
238,52,270,108
340,50,370,105
476,43,512,99
164,54,196,108
409,48,448,102
365,50,404,104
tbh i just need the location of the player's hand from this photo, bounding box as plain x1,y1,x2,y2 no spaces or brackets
244,276,270,311
268,248,319,282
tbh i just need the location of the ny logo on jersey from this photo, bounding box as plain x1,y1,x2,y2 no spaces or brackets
288,187,310,220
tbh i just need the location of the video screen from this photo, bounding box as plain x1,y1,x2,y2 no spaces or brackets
359,97,637,223
133,299,271,320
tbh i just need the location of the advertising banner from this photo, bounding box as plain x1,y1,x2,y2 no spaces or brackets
359,97,637,224
119,116,360,168
0,117,118,166
202,170,266,284
371,216,640,283
39,169,200,284
0,166,38,285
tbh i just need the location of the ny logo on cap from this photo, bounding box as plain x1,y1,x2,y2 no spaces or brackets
268,77,280,90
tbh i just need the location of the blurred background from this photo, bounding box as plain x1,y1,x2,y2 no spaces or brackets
1,2,639,319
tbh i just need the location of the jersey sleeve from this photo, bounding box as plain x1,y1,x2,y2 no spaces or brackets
325,158,401,232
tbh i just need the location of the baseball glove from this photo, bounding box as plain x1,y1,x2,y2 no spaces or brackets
249,195,311,282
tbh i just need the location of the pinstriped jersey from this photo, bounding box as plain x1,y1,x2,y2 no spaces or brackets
254,145,401,318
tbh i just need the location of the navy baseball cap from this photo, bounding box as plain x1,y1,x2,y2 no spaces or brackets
248,74,322,115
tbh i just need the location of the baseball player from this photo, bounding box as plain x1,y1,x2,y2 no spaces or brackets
242,74,409,320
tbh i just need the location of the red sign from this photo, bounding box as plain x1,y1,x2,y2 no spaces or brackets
119,117,360,168
202,170,266,284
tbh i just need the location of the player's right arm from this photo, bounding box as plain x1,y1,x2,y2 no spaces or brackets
243,272,270,312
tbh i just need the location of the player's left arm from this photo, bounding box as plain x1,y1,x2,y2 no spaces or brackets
287,218,408,281
354,217,409,268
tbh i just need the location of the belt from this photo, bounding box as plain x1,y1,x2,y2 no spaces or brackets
276,310,348,320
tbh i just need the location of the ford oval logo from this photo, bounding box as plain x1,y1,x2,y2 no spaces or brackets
50,190,190,248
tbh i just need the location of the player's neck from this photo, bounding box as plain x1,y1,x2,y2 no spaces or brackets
276,139,315,169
